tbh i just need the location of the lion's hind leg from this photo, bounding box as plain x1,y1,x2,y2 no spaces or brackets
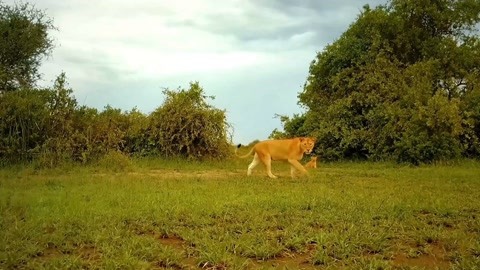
247,154,261,176
258,153,277,179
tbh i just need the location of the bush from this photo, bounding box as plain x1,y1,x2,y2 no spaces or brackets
149,82,232,159
97,151,133,172
0,88,51,163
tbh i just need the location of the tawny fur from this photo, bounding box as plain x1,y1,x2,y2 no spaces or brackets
304,156,317,169
235,137,316,179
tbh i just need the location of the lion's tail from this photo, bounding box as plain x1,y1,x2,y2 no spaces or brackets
235,144,254,159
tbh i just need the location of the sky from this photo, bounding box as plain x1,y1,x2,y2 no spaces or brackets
7,0,387,144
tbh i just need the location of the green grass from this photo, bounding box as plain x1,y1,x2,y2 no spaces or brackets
1,159,479,269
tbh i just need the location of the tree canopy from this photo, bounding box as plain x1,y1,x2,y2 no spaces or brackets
0,1,55,91
276,0,480,163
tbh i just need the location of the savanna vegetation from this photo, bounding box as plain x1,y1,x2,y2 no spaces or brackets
0,0,231,166
1,161,480,269
2,0,480,166
0,1,231,167
272,0,480,164
0,77,231,167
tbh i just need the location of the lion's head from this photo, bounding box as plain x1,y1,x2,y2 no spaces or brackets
300,137,316,154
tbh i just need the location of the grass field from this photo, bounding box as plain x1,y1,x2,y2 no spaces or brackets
1,158,479,269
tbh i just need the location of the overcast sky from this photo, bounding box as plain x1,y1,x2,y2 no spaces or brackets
8,0,387,144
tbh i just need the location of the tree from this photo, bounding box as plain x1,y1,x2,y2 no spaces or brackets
148,82,232,159
269,114,307,139
0,1,55,91
283,0,480,163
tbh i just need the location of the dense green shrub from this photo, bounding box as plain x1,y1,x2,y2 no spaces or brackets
0,88,51,163
0,78,231,165
97,150,133,172
150,82,232,159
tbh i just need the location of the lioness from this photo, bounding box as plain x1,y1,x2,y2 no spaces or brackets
304,156,317,169
235,137,316,178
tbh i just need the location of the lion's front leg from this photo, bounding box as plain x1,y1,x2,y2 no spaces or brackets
290,165,298,178
288,159,308,178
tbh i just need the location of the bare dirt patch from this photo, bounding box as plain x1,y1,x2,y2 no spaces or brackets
78,245,101,262
130,169,243,180
38,247,61,259
250,243,318,270
155,234,198,269
392,243,450,269
33,244,101,265
157,235,187,250
154,233,321,269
